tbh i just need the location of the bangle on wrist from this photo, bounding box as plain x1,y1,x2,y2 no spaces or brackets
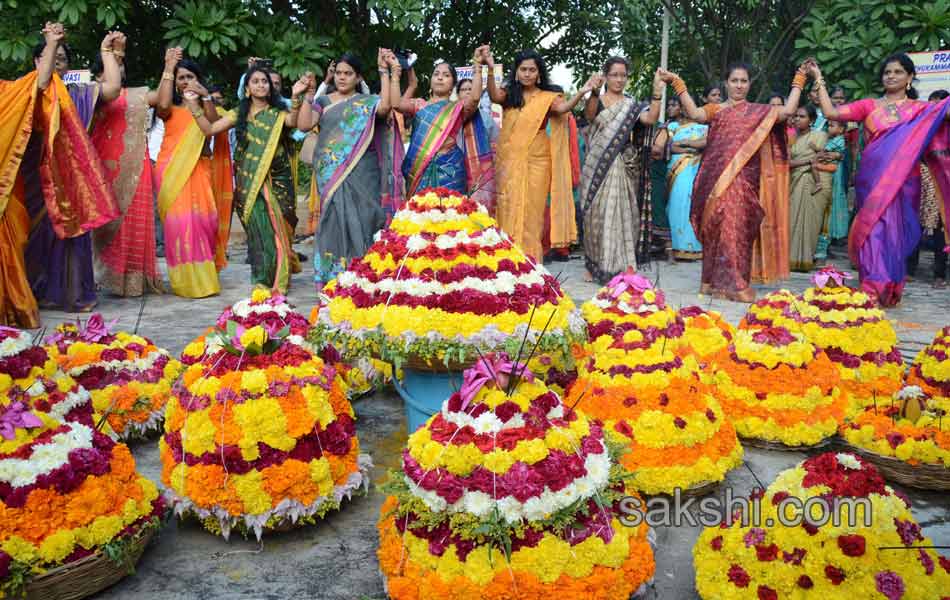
671,77,687,96
190,108,204,118
100,48,113,54
791,72,807,90
162,72,174,82
114,50,125,58
652,95,663,101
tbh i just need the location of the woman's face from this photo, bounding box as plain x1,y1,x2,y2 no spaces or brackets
605,62,627,94
334,61,359,94
246,71,271,100
724,69,749,101
431,63,455,96
769,96,784,107
705,87,722,104
516,58,540,88
175,67,197,95
795,108,812,132
830,89,847,106
666,100,681,119
881,60,913,95
457,80,473,101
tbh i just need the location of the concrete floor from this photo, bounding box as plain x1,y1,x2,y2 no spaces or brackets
34,233,950,600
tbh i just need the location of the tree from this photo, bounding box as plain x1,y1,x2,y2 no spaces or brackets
793,0,950,99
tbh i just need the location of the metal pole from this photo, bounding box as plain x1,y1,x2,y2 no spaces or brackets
659,5,670,122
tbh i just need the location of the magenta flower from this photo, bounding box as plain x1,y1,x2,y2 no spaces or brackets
812,266,853,288
875,571,905,600
458,353,533,411
606,268,653,299
0,402,43,440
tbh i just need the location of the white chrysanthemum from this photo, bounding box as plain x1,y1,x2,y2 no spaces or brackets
835,453,863,470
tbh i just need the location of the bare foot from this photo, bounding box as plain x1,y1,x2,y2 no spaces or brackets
583,270,594,282
700,283,712,295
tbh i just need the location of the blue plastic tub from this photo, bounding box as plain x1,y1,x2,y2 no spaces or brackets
392,368,462,433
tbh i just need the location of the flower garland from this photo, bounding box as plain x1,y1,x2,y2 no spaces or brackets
161,302,371,540
788,270,903,416
710,328,848,447
45,316,183,440
0,327,96,429
0,406,164,596
842,386,950,468
310,189,586,370
680,306,734,368
693,452,950,599
378,353,655,599
567,274,743,494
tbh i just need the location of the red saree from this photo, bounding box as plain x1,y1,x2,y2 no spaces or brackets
690,102,789,294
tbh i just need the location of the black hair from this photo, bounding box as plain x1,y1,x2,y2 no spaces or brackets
432,61,458,88
235,66,284,145
828,85,846,99
503,49,562,109
207,84,222,95
32,38,72,66
456,77,473,94
602,56,630,75
930,89,950,101
724,62,752,80
878,52,918,100
90,55,127,86
702,83,721,98
766,92,785,105
335,53,364,78
171,58,207,105
666,95,681,106
798,103,818,123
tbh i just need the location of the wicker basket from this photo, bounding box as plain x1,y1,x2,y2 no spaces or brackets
401,353,474,373
740,436,833,452
846,445,950,491
21,525,156,600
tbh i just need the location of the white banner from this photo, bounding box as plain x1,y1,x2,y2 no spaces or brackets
909,51,950,99
62,69,92,85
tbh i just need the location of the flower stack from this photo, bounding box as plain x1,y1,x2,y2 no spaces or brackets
906,325,950,410
0,404,164,597
310,188,586,371
0,326,94,427
161,298,370,539
791,267,903,415
377,354,655,599
710,327,848,448
738,289,799,331
45,316,182,440
566,270,743,495
693,452,950,599
679,306,735,368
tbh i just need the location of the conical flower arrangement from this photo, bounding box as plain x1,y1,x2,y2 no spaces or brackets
906,325,950,410
567,271,743,495
693,452,950,599
377,353,655,599
160,294,370,539
790,267,903,415
310,188,586,371
680,305,735,368
710,327,848,448
0,404,164,597
738,289,799,331
45,315,182,440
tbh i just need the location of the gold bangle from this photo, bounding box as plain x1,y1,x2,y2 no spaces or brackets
114,50,125,58
162,72,174,82
291,96,303,109
100,48,113,54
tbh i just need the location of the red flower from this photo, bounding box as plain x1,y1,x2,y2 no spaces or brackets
674,417,686,429
939,555,950,574
886,431,906,449
705,408,717,422
797,575,814,589
757,585,778,600
837,534,866,557
755,543,779,562
727,564,751,588
710,535,723,551
825,565,846,585
783,547,807,565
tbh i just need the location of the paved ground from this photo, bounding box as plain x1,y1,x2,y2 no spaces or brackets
34,231,950,600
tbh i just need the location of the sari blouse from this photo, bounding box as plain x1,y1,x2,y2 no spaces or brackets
836,98,928,145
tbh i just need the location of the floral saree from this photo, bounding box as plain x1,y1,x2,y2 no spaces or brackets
402,99,495,210
233,106,296,293
691,102,789,294
311,93,404,285
91,87,162,296
837,97,950,306
155,105,233,298
666,120,707,259
580,97,651,283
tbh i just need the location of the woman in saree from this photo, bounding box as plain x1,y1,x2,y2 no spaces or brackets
154,49,233,298
579,56,662,283
787,104,831,272
659,61,809,302
25,29,122,312
484,47,597,261
810,54,950,306
183,66,310,293
665,97,708,261
392,53,493,205
89,43,164,297
297,50,403,288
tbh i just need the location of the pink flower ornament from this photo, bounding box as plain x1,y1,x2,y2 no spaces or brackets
0,401,43,440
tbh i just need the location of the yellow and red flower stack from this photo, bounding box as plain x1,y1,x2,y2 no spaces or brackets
693,452,950,599
377,353,655,599
738,289,799,331
45,315,182,440
680,305,735,369
710,327,847,447
566,271,743,495
161,294,370,539
311,189,586,372
0,404,163,596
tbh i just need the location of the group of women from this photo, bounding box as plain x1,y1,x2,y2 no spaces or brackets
2,23,948,331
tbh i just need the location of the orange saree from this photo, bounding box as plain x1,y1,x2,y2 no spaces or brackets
496,91,576,260
690,102,789,294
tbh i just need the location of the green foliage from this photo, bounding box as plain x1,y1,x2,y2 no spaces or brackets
163,0,256,59
794,0,950,98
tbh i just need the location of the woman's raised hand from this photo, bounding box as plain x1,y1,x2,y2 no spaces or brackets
292,73,312,97
483,46,495,69
656,68,676,84
323,61,336,83
164,47,183,69
581,73,601,93
43,22,65,44
185,80,208,98
377,48,390,70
